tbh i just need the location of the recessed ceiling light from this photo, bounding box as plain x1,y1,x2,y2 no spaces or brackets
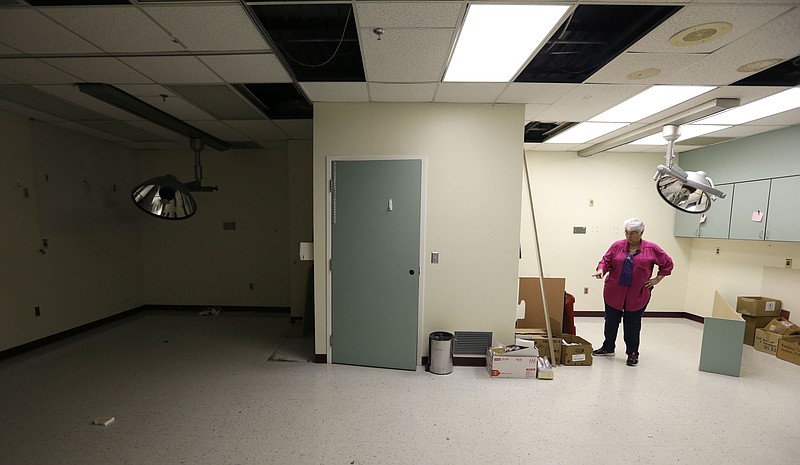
668,22,733,47
545,122,628,144
697,88,800,125
736,58,784,73
629,125,730,145
444,4,570,82
590,85,715,123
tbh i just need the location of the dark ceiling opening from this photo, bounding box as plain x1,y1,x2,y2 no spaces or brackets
249,3,365,82
732,55,800,86
516,5,682,83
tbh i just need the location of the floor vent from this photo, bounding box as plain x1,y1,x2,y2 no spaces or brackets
453,331,492,355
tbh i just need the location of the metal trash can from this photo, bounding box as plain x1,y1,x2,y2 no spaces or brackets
428,331,454,375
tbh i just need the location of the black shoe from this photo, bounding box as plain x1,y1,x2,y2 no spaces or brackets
592,348,614,356
626,353,639,366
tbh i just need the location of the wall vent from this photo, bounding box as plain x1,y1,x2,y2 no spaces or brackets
453,331,492,355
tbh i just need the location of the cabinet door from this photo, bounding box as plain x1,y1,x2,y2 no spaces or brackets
729,180,770,240
765,176,800,241
698,183,734,238
674,210,699,237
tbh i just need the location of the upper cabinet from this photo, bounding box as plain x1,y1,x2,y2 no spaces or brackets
729,180,770,240
674,184,734,238
765,176,800,242
679,175,800,242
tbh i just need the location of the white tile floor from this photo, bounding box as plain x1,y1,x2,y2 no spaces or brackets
1,311,798,465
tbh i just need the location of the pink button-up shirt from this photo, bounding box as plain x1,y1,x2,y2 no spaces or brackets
597,239,674,312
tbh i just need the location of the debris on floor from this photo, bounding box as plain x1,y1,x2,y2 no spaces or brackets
92,417,115,426
198,306,221,316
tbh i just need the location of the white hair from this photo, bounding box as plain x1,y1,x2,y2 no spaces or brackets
624,218,645,232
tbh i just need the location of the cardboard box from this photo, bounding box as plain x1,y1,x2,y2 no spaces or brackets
515,331,562,364
561,334,593,366
762,318,800,336
776,336,800,366
736,296,782,317
486,349,538,378
753,328,785,355
742,315,775,346
517,277,565,336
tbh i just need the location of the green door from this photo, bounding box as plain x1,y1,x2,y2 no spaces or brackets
330,159,422,370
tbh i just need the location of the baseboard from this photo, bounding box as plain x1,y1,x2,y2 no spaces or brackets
139,304,290,313
0,306,145,362
420,356,486,367
574,310,704,323
1,304,292,362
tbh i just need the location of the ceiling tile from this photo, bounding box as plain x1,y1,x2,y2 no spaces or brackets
186,120,248,142
660,7,800,86
199,54,292,83
585,53,704,85
434,83,507,103
524,104,552,122
299,82,369,102
0,58,79,84
41,57,152,85
126,119,188,142
143,4,270,52
356,1,463,28
0,96,65,121
40,6,182,53
0,8,101,54
273,119,312,140
369,83,436,102
169,84,264,120
536,84,647,122
497,83,578,105
225,119,286,141
48,121,129,143
120,56,223,84
629,4,792,54
360,28,452,82
137,93,214,122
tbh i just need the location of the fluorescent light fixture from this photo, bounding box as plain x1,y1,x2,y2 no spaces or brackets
591,86,716,123
695,87,800,125
630,124,730,145
444,4,570,82
78,83,230,151
577,98,739,156
545,122,628,144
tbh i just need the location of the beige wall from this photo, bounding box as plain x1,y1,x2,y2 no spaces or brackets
520,150,691,313
0,112,143,351
521,149,800,317
313,102,525,356
137,146,292,307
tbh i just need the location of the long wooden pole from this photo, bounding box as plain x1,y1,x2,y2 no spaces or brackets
522,151,557,366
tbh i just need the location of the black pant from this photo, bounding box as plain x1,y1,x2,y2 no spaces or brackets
602,303,646,355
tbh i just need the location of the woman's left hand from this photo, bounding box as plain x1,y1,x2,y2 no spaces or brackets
645,276,663,289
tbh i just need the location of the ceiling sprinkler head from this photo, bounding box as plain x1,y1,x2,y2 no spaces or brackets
373,27,385,40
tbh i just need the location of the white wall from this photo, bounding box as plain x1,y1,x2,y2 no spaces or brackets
0,112,143,351
520,150,691,313
313,102,524,355
137,147,292,307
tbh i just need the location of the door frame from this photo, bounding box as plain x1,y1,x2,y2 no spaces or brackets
325,156,427,366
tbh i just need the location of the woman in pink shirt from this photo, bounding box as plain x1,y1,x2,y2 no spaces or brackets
591,218,674,366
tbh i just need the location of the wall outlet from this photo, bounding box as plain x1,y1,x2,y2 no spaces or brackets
715,247,720,255
34,306,41,317
583,287,589,295
249,283,254,290
786,259,793,268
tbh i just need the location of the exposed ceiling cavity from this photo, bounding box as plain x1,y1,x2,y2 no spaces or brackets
516,5,682,83
250,3,365,83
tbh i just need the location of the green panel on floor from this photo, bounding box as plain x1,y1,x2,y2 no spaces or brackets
699,317,745,377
